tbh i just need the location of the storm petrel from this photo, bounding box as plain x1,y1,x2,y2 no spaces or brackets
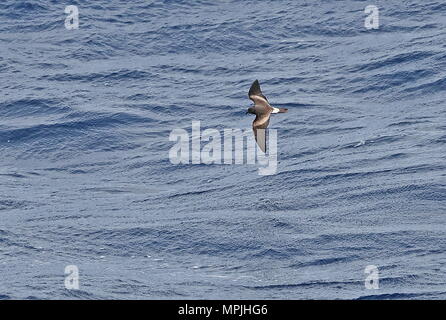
247,80,288,152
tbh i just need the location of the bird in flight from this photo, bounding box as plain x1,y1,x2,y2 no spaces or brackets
247,80,288,152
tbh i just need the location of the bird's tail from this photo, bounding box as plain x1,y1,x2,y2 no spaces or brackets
272,107,288,114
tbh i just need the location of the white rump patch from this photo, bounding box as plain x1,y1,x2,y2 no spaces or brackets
272,107,280,114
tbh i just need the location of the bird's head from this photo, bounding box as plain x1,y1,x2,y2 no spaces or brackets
246,107,256,115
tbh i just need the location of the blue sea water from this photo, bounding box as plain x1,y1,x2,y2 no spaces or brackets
0,0,445,299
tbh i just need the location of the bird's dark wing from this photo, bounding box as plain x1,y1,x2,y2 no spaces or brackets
252,114,271,153
248,80,269,104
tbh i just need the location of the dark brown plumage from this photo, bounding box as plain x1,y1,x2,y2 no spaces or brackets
247,80,288,152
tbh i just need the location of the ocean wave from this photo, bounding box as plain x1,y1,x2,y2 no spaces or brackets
1,0,444,300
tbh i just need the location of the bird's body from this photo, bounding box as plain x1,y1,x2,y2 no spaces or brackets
247,80,288,152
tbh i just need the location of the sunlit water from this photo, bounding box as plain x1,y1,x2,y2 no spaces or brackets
0,0,445,299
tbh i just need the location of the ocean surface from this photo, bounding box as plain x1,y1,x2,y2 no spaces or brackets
0,0,445,300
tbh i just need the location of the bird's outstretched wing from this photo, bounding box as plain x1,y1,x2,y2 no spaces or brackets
248,80,270,108
252,114,270,153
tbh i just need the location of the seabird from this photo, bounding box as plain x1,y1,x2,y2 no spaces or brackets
247,80,288,152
